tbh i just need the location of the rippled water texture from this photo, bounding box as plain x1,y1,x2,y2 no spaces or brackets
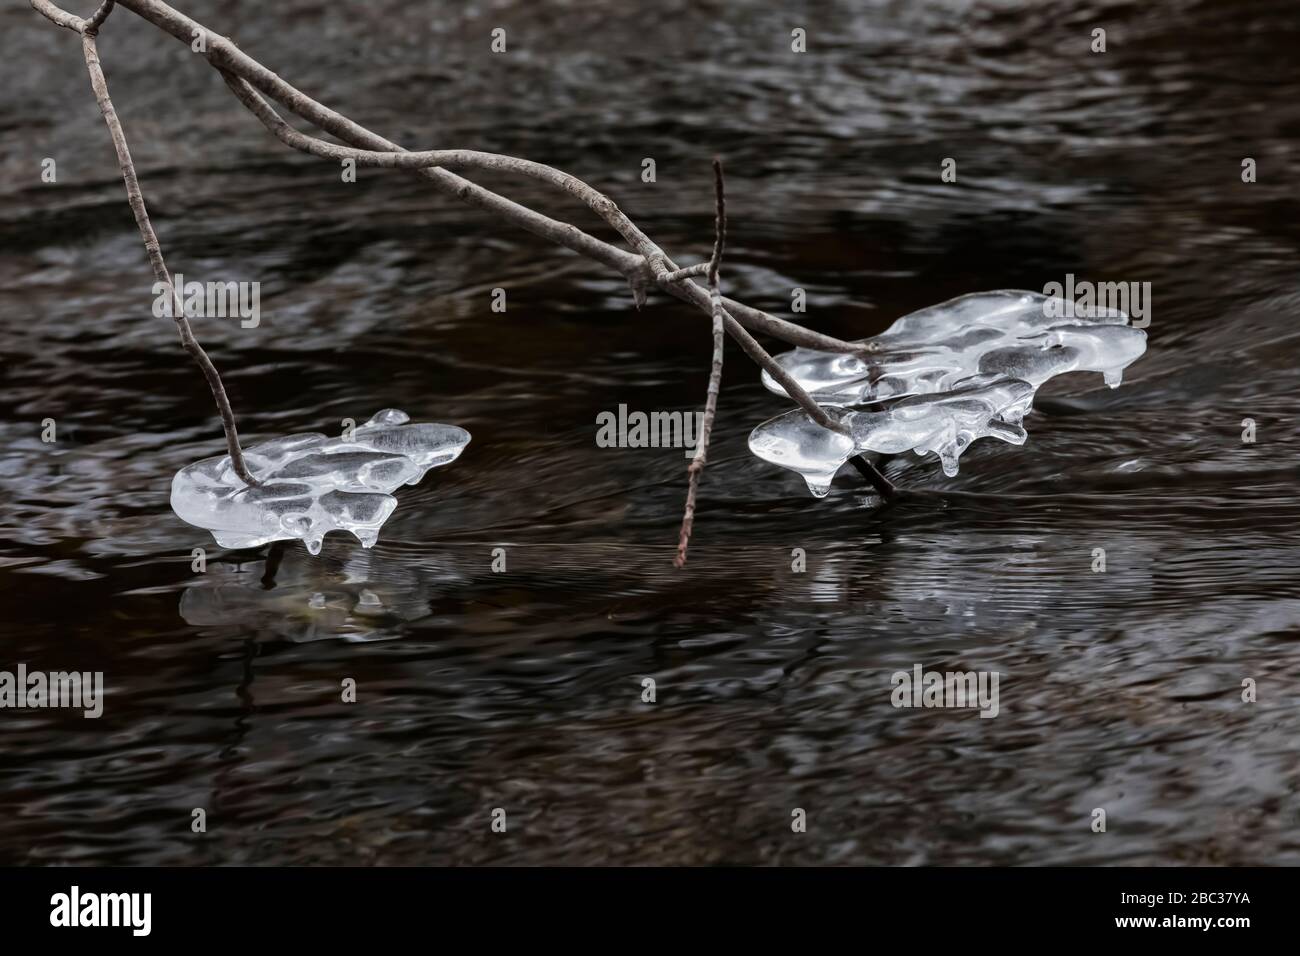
1,0,1298,864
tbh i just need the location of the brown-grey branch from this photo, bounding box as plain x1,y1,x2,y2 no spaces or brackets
33,0,259,485
31,0,899,556
674,159,729,568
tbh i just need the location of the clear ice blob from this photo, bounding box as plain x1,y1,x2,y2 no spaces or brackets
749,378,1036,495
171,409,470,554
749,291,1147,495
761,290,1145,405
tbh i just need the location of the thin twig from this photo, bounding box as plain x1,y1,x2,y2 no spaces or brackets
75,24,259,485
85,0,115,31
661,262,710,283
850,453,896,498
31,0,83,31
218,73,657,255
675,159,728,568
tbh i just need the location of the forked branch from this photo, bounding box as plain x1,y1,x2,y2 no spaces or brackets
32,0,898,546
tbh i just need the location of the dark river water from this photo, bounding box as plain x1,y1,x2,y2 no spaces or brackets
1,0,1298,865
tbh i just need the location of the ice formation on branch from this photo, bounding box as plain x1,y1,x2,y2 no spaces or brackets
749,291,1147,495
760,291,1144,403
171,409,470,553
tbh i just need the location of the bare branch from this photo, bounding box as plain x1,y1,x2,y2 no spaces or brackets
675,159,728,568
217,72,659,257
85,1,115,31
212,63,861,353
35,0,900,532
31,0,87,32
206,51,860,435
40,1,865,357
851,455,897,497
220,39,895,488
660,263,710,283
707,160,727,289
74,21,258,485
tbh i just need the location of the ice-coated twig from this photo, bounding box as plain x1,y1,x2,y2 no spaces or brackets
675,159,728,568
31,0,259,486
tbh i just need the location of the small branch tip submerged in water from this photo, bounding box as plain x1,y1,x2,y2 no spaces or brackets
675,159,728,568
